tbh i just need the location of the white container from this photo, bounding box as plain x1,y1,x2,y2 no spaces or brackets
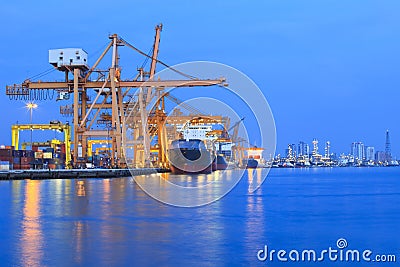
43,152,53,159
0,161,10,171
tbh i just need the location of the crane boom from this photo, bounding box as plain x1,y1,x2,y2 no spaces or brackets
6,79,225,93
164,93,205,115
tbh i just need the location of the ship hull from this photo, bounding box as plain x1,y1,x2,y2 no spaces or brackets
215,155,228,170
168,148,213,174
169,163,213,174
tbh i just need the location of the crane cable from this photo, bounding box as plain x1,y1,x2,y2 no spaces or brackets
120,37,199,80
25,67,56,81
140,47,153,69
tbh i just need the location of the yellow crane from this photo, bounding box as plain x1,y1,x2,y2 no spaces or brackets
87,139,111,157
11,123,72,165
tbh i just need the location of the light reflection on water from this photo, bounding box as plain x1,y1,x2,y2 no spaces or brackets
21,180,43,267
133,170,242,207
0,168,399,266
244,169,265,264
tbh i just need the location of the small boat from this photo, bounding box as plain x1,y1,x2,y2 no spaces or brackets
242,158,258,169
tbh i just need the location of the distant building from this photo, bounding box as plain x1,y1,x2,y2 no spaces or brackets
351,142,365,160
375,151,386,162
366,146,375,161
298,141,309,156
311,139,322,163
312,139,319,156
330,153,338,161
285,144,297,159
385,130,392,161
324,141,331,158
290,144,296,158
285,148,290,158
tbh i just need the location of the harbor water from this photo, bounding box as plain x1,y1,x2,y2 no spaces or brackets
0,167,399,266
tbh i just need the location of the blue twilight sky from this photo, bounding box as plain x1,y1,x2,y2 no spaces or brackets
0,0,399,157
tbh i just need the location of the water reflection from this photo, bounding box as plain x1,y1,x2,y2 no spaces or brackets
134,169,244,207
11,180,23,218
245,169,265,263
20,180,43,267
76,180,86,197
73,221,87,264
70,180,90,265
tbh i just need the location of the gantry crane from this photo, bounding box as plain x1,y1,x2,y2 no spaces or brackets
6,24,226,168
11,123,72,165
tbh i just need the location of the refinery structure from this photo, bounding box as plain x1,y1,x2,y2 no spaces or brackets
276,130,399,168
3,24,264,171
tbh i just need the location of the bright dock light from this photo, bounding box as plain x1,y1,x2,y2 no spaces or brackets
26,102,38,110
26,102,38,149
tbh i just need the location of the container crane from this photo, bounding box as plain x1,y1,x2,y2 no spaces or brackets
6,24,226,168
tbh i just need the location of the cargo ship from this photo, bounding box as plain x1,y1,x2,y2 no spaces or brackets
213,154,228,170
241,147,264,168
168,139,213,174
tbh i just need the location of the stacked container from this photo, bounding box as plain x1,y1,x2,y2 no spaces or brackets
54,144,66,169
13,150,34,170
0,147,14,169
41,147,66,169
0,144,67,170
0,161,10,170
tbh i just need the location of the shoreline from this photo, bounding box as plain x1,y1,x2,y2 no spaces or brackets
0,168,167,180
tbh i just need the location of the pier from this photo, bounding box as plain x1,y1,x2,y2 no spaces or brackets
0,168,165,180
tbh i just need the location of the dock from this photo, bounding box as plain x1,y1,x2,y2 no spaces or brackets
0,168,166,180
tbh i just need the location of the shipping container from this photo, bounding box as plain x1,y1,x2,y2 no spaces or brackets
54,153,66,160
0,163,10,171
26,151,35,157
0,161,10,171
43,152,53,159
0,149,13,157
13,164,31,170
0,156,12,162
45,148,55,153
35,152,44,159
44,159,55,164
12,150,22,157
33,158,43,164
21,157,34,164
60,144,66,154
48,164,56,170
